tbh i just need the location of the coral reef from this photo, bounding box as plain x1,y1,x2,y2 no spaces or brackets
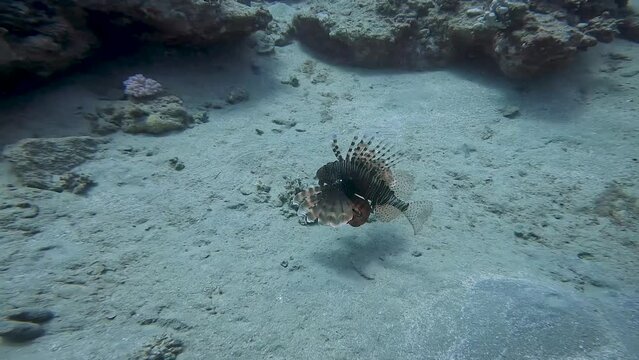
293,0,635,77
123,74,164,99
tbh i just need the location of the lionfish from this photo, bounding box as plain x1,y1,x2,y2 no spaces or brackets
293,135,432,235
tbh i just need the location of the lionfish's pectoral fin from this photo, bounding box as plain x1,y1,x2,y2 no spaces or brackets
294,186,354,227
293,186,322,223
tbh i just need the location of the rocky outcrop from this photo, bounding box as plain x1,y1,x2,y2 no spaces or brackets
619,12,639,41
78,0,272,45
0,1,98,89
293,0,634,78
0,0,272,93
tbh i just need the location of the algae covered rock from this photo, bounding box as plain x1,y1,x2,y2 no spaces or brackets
87,95,194,135
2,136,108,192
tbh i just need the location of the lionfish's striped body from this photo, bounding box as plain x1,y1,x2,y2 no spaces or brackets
294,135,432,235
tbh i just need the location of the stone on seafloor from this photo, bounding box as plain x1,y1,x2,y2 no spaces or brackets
0,320,45,342
500,105,520,118
7,308,55,324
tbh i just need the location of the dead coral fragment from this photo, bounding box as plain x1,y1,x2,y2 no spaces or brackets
56,172,95,194
129,334,184,360
593,182,639,226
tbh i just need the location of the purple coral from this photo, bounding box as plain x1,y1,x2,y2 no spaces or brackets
123,74,163,98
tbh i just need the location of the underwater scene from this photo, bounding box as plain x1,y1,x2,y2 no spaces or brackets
0,0,638,359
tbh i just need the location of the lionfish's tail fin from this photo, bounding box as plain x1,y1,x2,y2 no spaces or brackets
404,200,433,235
375,200,432,235
293,186,354,227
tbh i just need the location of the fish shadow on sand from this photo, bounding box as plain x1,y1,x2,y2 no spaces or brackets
312,228,410,281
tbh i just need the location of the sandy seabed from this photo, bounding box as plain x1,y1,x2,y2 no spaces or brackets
0,30,638,360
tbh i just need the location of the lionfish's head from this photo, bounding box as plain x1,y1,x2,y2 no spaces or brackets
315,161,342,186
347,195,371,227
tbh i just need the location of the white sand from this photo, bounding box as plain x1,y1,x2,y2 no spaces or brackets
1,26,638,360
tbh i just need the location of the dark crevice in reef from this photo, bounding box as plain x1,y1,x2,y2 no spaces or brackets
82,10,152,58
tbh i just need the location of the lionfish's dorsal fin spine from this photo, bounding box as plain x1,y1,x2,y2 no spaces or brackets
376,143,402,168
345,135,359,162
331,135,344,161
353,139,366,161
361,137,402,169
